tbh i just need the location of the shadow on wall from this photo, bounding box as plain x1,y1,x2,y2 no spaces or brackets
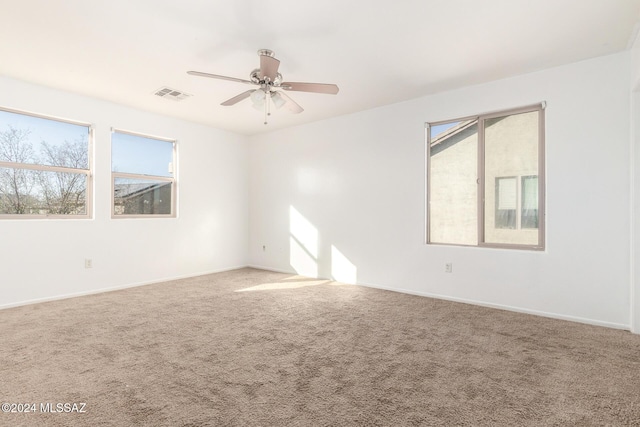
289,205,357,284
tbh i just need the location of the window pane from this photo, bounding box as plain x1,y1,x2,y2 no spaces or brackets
484,111,539,245
0,109,89,169
521,175,538,229
495,177,517,229
0,167,87,215
114,177,172,215
429,120,478,245
112,132,173,177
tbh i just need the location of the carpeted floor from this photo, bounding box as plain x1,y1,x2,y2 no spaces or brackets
1,267,639,426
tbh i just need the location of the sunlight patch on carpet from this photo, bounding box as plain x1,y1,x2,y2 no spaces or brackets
235,279,330,292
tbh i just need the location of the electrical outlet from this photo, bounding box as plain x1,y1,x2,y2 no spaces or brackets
445,263,452,273
85,259,93,269
262,245,266,252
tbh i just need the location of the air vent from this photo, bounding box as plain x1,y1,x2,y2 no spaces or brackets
154,86,192,101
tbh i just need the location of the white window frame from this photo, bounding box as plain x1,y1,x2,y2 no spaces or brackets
111,128,177,219
426,103,545,250
0,106,93,219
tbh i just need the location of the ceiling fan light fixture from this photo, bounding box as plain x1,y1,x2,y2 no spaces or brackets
271,91,286,109
250,89,266,109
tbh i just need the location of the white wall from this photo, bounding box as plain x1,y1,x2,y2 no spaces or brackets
249,52,632,330
632,89,640,334
631,30,640,333
0,76,249,308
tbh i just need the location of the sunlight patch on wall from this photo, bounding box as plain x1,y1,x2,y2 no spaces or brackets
290,236,318,277
289,206,319,277
289,206,318,258
331,245,357,284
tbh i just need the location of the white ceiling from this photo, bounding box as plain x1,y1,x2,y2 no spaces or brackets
1,0,639,135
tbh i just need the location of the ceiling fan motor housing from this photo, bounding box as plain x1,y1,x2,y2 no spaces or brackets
250,69,283,87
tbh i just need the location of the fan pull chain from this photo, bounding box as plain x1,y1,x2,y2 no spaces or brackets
265,93,272,125
263,91,268,125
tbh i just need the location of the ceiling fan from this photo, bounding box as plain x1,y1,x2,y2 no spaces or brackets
187,49,339,124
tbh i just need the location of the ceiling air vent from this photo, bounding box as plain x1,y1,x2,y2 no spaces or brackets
154,86,192,101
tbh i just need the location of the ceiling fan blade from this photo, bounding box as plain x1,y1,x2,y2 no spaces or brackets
187,70,254,85
259,55,280,81
281,82,339,95
277,91,304,114
221,90,255,106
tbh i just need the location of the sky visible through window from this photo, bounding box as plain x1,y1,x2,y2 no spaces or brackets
0,109,88,157
111,132,173,177
430,121,461,140
0,109,173,178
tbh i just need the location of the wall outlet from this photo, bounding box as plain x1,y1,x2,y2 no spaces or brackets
445,263,452,273
262,245,266,252
85,259,93,269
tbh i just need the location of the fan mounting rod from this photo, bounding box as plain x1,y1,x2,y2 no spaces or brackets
257,49,275,58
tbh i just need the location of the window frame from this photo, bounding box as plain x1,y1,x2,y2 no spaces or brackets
426,103,545,250
110,128,177,219
0,106,93,219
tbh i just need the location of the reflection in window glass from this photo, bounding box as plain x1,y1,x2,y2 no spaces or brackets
521,175,538,228
495,177,517,229
113,177,172,215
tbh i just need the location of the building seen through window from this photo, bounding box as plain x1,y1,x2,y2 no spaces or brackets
427,105,544,249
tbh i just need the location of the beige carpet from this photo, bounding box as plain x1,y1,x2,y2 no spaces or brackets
1,268,639,426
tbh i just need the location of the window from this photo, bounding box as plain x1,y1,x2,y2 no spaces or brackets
0,107,92,218
111,129,176,217
427,104,544,249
